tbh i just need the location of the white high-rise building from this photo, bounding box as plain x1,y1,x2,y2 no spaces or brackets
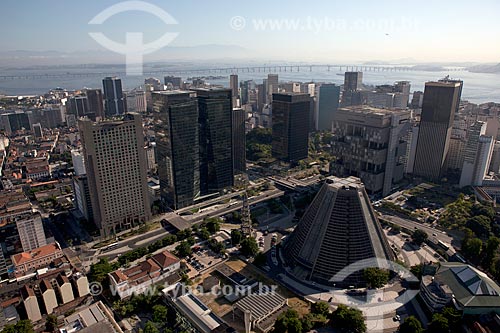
459,121,494,187
71,150,86,176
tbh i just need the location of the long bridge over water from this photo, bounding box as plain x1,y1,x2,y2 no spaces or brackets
0,64,465,80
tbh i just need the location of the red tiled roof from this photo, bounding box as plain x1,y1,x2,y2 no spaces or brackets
12,243,62,265
152,250,179,269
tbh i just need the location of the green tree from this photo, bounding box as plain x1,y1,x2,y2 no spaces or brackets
442,306,461,331
329,304,366,333
45,314,58,332
301,313,315,332
240,237,259,257
462,237,483,259
176,228,192,240
410,264,423,281
439,193,472,228
411,229,428,246
208,239,225,254
471,202,495,220
88,258,118,284
311,301,330,317
362,267,389,289
231,229,243,245
322,132,333,145
175,241,192,258
483,236,500,269
273,309,299,333
1,320,35,333
399,316,423,333
198,227,211,240
391,225,401,234
143,321,159,333
466,215,492,239
205,217,221,233
428,313,449,333
152,304,168,323
286,318,302,333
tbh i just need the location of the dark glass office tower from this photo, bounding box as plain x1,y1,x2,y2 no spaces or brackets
194,88,234,194
413,81,462,181
272,93,310,163
102,77,126,117
152,91,200,209
316,84,340,131
344,71,363,92
341,72,363,106
164,76,182,89
85,88,104,119
232,108,246,174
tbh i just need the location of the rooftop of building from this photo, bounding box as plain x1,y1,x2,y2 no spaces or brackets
338,105,410,116
426,81,462,88
20,285,35,299
324,176,365,190
59,301,122,333
233,290,287,322
426,262,500,308
109,250,179,285
0,190,31,216
164,283,222,333
11,243,62,266
152,90,193,95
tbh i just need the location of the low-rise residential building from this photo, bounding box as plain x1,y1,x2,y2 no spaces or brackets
109,250,180,299
11,242,64,275
56,274,75,304
40,279,58,314
21,285,42,322
72,272,90,298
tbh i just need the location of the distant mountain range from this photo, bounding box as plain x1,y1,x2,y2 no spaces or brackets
0,45,253,68
468,63,500,73
1,48,498,74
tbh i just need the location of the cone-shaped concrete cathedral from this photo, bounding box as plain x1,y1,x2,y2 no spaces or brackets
283,176,394,287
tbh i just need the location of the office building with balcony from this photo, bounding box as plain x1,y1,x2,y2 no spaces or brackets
330,106,411,195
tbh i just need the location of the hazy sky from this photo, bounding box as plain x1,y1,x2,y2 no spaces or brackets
1,0,500,63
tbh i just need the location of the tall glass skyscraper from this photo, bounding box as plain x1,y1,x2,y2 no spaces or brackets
413,81,462,180
272,93,311,163
102,76,126,117
315,84,340,131
194,88,234,194
152,91,200,209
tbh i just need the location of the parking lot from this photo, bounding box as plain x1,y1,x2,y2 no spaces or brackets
185,238,229,276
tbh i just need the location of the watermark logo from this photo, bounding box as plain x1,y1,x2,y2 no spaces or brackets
229,15,420,34
229,16,246,31
88,1,179,76
330,258,419,310
89,281,103,296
